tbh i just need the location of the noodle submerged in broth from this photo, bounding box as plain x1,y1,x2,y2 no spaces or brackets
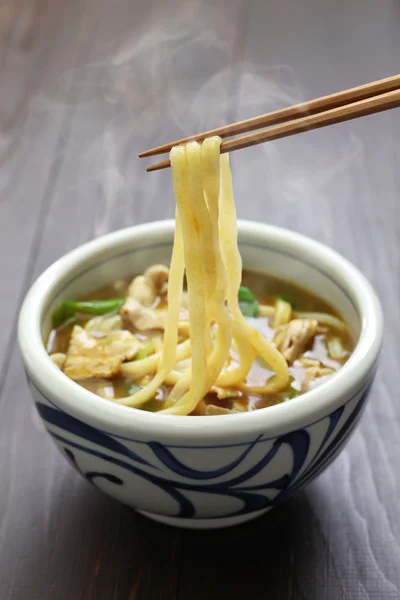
47,138,354,415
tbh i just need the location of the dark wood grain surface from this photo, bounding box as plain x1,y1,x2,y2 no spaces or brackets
1,0,399,598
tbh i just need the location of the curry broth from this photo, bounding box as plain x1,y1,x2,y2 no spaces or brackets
241,270,342,315
46,269,355,413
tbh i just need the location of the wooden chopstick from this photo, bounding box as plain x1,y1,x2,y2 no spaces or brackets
145,86,400,172
140,73,400,160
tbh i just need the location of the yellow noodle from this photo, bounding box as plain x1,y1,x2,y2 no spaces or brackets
258,305,275,316
187,142,214,357
115,139,290,413
293,311,348,332
273,298,292,328
162,139,233,414
120,338,191,380
115,209,186,406
161,143,209,413
164,370,183,386
216,320,254,387
219,154,289,393
197,137,232,386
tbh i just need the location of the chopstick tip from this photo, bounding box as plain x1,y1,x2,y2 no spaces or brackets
146,159,171,172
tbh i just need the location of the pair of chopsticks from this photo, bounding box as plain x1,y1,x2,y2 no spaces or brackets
140,74,400,172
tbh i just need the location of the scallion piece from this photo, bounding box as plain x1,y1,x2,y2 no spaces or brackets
238,286,259,317
134,342,156,361
52,298,125,327
238,286,256,303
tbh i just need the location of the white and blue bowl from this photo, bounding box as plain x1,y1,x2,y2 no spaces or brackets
18,221,383,529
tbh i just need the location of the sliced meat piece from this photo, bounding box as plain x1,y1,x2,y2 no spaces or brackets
276,319,318,365
64,325,141,380
121,297,165,332
127,265,169,307
64,356,122,380
122,265,171,331
128,275,155,307
84,315,123,337
145,265,169,296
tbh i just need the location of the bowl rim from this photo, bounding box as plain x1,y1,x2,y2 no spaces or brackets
18,219,383,441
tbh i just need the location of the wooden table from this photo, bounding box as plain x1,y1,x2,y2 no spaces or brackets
1,0,399,598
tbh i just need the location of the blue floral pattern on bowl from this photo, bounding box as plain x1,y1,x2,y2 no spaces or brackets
27,375,373,523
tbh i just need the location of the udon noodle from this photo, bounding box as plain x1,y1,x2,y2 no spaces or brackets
113,138,287,414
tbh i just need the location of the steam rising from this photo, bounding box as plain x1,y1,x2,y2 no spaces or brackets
32,9,363,241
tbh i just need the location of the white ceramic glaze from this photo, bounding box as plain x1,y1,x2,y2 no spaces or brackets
18,221,383,529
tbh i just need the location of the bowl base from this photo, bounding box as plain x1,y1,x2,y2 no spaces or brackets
136,507,271,530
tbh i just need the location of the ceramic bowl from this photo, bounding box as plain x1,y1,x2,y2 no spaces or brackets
18,220,383,529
